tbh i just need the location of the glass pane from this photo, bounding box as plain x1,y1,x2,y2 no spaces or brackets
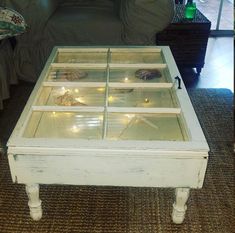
111,51,163,64
109,67,170,83
108,88,177,108
195,0,233,30
55,52,107,63
220,0,233,30
36,87,105,106
47,68,107,82
23,112,104,139
107,113,187,141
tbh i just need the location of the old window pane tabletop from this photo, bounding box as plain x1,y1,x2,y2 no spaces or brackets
7,46,209,224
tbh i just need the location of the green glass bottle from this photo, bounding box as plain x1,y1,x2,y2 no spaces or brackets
184,0,196,20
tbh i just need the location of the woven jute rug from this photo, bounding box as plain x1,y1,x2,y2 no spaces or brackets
0,88,234,233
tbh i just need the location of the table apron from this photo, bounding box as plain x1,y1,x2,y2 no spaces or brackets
9,154,208,189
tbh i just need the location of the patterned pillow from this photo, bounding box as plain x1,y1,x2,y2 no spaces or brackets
0,7,27,40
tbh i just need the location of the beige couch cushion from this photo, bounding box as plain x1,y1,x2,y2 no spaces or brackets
45,5,122,45
120,0,175,45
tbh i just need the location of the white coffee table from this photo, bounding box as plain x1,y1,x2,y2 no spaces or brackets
7,46,209,224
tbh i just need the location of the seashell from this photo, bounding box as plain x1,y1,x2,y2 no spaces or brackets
135,69,162,80
55,91,86,106
56,70,88,81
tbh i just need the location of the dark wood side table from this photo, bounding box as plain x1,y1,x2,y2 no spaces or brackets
156,5,211,74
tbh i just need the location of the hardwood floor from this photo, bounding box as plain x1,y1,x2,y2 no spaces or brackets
180,37,234,92
194,0,233,30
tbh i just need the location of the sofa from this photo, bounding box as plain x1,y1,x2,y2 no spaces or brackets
1,0,175,83
0,38,17,109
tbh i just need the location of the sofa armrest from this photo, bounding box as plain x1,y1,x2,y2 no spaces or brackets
120,0,175,45
2,0,60,41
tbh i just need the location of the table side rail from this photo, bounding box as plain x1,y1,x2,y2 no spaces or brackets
8,153,208,189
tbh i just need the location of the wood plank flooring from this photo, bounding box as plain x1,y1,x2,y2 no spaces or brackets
180,37,234,92
194,0,233,30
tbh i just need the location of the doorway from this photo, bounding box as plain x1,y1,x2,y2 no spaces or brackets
177,0,234,34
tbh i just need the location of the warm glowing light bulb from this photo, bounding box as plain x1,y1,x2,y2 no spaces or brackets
124,77,129,82
125,114,135,119
144,98,149,103
98,115,103,121
75,97,82,102
74,89,79,93
108,96,114,102
52,111,56,117
61,87,65,91
71,125,79,133
97,88,105,92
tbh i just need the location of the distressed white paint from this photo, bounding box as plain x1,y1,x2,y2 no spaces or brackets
25,184,42,221
11,154,207,188
7,46,209,223
108,82,173,88
51,63,107,68
43,82,106,88
107,107,181,114
172,188,190,224
109,64,167,69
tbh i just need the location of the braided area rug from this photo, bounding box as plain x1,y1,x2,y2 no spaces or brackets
0,88,234,233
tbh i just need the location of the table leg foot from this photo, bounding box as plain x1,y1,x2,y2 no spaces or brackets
25,184,42,221
172,188,190,224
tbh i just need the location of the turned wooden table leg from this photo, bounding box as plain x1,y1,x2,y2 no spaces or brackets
25,184,42,221
172,188,190,224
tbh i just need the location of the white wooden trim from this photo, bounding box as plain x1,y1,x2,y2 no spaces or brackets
110,47,162,53
18,108,35,137
12,154,207,188
8,138,209,153
57,48,109,53
6,47,57,141
109,64,167,69
8,146,208,158
43,82,106,88
51,63,107,68
7,154,17,182
107,107,181,114
160,46,208,144
102,61,110,139
32,106,104,112
108,83,173,88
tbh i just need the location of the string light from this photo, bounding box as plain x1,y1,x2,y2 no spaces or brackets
98,115,103,121
144,98,149,103
75,97,82,102
125,114,135,119
71,125,79,133
97,87,105,92
108,96,114,102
